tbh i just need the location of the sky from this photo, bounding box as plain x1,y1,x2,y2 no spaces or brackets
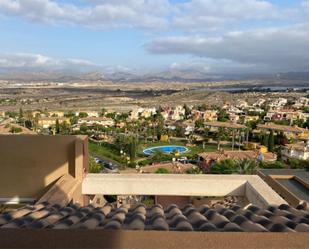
0,0,309,75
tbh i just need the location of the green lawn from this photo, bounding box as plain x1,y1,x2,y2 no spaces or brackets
88,141,123,165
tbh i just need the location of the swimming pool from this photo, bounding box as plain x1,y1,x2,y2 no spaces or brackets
143,145,188,155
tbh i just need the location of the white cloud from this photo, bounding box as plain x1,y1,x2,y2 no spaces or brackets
0,0,170,30
0,0,301,32
0,53,98,70
172,0,286,32
145,24,309,72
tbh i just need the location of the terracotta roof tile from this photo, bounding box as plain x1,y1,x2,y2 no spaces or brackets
0,202,308,232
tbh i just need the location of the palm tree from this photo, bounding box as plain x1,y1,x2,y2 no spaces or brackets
236,159,258,175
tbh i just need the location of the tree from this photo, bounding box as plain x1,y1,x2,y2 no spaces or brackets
217,109,229,122
128,135,139,163
211,159,237,174
195,118,204,129
89,157,102,173
175,125,185,137
268,130,275,152
5,111,18,118
262,133,269,147
55,119,60,134
100,108,107,117
215,127,227,150
236,159,258,175
78,112,88,118
183,104,191,119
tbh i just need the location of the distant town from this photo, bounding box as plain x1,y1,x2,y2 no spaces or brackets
1,87,308,175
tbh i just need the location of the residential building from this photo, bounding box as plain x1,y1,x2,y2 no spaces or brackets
264,110,307,122
192,110,218,121
198,150,277,170
229,113,240,123
48,111,65,117
269,98,288,110
257,123,306,139
78,117,115,127
236,100,249,109
141,107,156,118
293,97,309,109
281,141,309,160
75,111,99,117
171,105,185,120
243,115,259,123
37,117,71,129
253,98,266,107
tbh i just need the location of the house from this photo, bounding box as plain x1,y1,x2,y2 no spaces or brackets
198,150,277,170
243,115,259,123
236,100,248,109
141,107,156,118
293,97,309,109
257,123,306,139
269,98,288,110
48,111,65,117
37,117,71,129
229,113,240,123
193,110,217,121
253,98,266,107
78,117,115,127
281,141,309,161
264,110,306,122
75,111,99,117
171,105,185,120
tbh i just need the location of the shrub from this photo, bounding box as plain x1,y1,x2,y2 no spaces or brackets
89,157,102,173
289,158,309,169
211,159,237,174
9,126,22,133
155,168,170,174
259,161,285,169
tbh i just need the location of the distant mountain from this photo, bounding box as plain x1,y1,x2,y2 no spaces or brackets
276,72,309,81
1,68,309,84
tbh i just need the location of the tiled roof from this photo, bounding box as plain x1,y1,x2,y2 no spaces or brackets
284,142,309,152
199,150,277,162
205,121,246,129
1,202,309,232
257,123,305,133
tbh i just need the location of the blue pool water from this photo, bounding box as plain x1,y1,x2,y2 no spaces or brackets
143,145,188,155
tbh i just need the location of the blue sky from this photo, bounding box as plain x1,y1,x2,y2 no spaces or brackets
0,0,309,74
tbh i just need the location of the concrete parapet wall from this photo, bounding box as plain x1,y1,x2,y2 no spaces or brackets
82,174,287,208
0,135,88,202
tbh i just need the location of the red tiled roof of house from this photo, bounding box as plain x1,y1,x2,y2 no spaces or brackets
284,142,309,152
205,121,246,129
257,123,306,133
121,163,196,174
199,150,277,162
